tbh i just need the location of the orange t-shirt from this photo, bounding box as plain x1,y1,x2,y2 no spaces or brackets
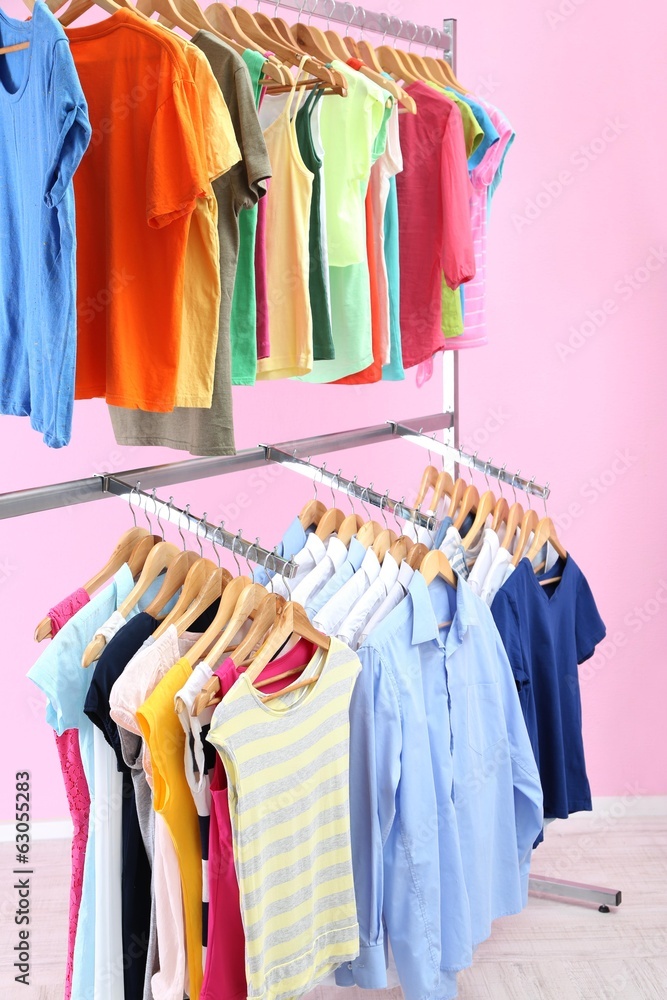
67,11,209,411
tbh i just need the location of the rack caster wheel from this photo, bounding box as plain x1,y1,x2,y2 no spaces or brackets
598,905,610,913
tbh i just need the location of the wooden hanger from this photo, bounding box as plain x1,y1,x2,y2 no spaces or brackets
423,55,450,87
294,19,338,63
419,549,457,587
143,550,199,619
254,9,297,47
453,484,479,530
0,41,30,54
173,564,229,637
415,464,438,509
337,512,363,546
59,0,128,28
343,33,361,59
389,535,413,565
229,5,342,90
372,528,397,562
243,600,330,699
525,517,567,566
152,557,219,639
376,45,421,85
461,490,496,550
33,525,152,642
500,502,524,551
511,509,539,568
299,497,326,530
325,27,414,111
229,591,286,667
81,540,180,667
431,469,454,514
190,582,267,683
407,541,429,570
446,477,467,519
356,519,382,547
491,497,509,533
315,507,345,541
132,0,201,36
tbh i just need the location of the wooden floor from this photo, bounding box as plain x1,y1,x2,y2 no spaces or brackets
2,811,666,999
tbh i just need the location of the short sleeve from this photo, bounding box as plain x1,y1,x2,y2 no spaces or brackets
44,38,91,209
574,573,606,664
440,103,475,289
490,590,530,691
232,64,272,211
467,100,499,170
147,79,207,229
189,47,241,181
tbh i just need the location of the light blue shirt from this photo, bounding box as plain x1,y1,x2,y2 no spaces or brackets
339,571,543,999
305,535,366,617
0,1,90,447
252,516,308,585
28,566,134,1000
27,566,172,1000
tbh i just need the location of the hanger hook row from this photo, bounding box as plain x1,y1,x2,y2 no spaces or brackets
153,488,166,541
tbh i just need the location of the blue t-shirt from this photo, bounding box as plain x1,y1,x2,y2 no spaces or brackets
491,554,606,819
0,0,90,447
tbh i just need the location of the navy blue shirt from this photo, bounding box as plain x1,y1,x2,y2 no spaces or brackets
491,554,605,820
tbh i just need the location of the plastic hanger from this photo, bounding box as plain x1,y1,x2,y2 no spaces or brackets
419,548,456,587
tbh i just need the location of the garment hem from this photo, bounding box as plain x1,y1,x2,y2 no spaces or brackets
295,353,374,383
232,376,257,386
257,357,313,380
78,388,177,411
0,400,69,448
111,434,236,457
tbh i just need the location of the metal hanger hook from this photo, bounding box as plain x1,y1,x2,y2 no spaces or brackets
263,548,275,593
543,483,550,518
470,452,479,485
195,511,208,557
296,0,306,24
211,521,224,568
330,469,342,508
283,556,295,602
356,5,366,39
393,495,405,532
164,496,175,538
360,484,372,521
342,1,355,28
153,489,166,541
484,459,492,493
407,20,418,51
231,531,242,575
423,24,434,51
347,475,358,514
380,489,390,529
306,0,316,28
136,482,153,533
128,483,140,527
498,464,507,498
511,469,520,505
246,537,260,578
177,502,188,550
527,477,536,509
378,11,390,44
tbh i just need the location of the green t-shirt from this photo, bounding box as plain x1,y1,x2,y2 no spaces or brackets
230,49,266,385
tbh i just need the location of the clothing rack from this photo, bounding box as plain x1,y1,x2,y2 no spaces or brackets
264,1,455,60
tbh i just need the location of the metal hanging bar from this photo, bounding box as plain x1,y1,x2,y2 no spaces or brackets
0,413,453,520
263,449,438,530
391,422,551,501
105,476,298,577
270,0,452,53
528,875,621,911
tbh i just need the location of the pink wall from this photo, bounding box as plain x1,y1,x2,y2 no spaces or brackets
1,0,666,821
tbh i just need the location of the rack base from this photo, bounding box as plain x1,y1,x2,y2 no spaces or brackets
529,875,622,910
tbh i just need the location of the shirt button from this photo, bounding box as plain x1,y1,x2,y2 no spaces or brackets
347,964,353,970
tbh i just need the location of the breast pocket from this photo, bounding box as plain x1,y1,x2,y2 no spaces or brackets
467,682,507,755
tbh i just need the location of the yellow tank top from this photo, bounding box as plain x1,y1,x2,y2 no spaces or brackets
136,656,203,1000
256,60,314,379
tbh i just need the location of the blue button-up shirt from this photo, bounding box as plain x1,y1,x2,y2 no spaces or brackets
252,516,308,585
339,571,543,1000
305,534,366,618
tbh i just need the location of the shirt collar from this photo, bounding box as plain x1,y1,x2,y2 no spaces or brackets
361,547,381,584
347,536,366,571
397,560,414,593
407,570,480,646
283,516,308,557
327,535,349,570
378,552,400,587
294,531,327,566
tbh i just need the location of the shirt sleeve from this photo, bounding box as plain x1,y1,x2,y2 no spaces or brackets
492,628,543,902
146,78,207,229
231,64,272,212
490,588,530,693
334,644,401,989
574,573,606,664
44,38,91,209
190,47,242,181
440,103,476,289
